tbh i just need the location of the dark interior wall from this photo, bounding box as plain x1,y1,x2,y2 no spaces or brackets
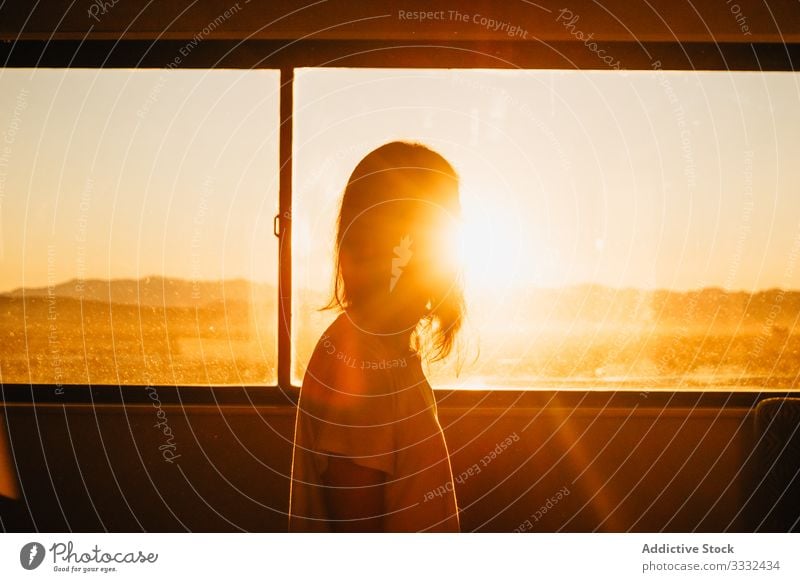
0,397,776,532
1,404,295,532
2,0,798,43
441,406,757,532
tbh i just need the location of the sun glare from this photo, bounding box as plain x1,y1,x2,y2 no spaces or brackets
458,185,531,295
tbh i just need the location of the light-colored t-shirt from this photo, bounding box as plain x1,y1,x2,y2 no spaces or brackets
289,314,460,532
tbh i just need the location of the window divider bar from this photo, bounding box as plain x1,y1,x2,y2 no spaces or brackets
277,67,294,391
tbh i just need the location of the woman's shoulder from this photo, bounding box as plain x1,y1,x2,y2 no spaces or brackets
314,313,390,360
303,314,395,395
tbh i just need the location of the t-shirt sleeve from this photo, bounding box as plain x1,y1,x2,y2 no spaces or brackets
299,335,397,476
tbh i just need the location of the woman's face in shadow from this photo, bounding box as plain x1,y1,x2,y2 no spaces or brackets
341,199,460,339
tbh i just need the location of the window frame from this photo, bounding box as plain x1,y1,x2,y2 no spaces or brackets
2,38,798,406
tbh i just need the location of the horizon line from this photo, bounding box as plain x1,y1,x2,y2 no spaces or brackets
2,275,799,297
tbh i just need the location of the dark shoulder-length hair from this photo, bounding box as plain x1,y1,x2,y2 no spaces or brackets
327,141,464,361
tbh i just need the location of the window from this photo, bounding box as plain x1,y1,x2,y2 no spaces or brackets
3,65,797,392
0,69,280,386
293,68,800,390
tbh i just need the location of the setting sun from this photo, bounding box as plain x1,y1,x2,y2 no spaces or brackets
458,183,532,294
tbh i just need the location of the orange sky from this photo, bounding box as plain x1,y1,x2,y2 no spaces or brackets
293,68,800,296
1,68,799,296
0,69,279,294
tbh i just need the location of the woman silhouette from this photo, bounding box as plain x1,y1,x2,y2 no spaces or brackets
289,142,464,532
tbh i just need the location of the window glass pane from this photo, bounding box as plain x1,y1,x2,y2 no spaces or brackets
0,69,279,386
293,68,800,390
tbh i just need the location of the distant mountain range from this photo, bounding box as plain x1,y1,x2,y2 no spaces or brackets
2,278,798,331
1,277,276,308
